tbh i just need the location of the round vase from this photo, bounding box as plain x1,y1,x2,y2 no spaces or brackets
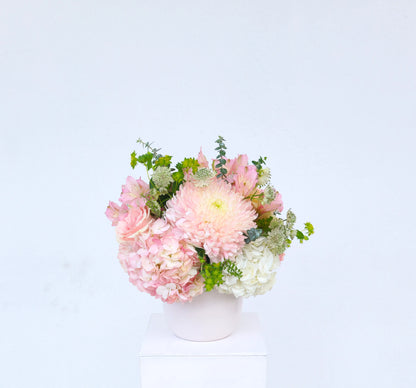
163,289,243,342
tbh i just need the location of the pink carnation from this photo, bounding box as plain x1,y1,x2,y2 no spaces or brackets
165,180,257,262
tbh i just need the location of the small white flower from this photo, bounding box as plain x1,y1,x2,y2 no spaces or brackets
257,167,271,186
152,166,174,189
192,168,215,187
262,185,276,204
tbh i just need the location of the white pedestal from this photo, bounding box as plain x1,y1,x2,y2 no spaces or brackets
139,313,268,388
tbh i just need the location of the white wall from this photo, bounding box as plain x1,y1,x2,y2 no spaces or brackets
1,1,415,387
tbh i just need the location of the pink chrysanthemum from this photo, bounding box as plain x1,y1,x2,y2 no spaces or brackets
165,180,257,262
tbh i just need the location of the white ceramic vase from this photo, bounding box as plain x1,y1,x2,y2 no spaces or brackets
163,289,243,342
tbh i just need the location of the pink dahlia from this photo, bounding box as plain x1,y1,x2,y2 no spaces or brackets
165,180,257,262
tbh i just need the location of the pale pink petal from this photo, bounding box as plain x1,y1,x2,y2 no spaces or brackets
197,147,209,168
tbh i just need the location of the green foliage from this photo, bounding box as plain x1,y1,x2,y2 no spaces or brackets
295,229,308,243
154,155,172,167
171,171,183,183
196,248,242,291
136,138,162,160
133,139,166,171
223,260,242,279
244,228,263,243
146,199,161,217
195,247,206,261
137,152,154,170
265,210,315,254
214,136,228,179
252,156,267,171
131,151,138,169
130,140,202,218
181,158,199,173
305,222,314,236
200,262,224,291
295,222,315,244
171,158,199,184
256,216,273,234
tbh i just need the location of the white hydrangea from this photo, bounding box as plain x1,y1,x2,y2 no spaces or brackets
217,237,281,297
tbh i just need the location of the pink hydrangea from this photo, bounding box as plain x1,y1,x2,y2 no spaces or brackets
118,221,204,303
165,180,257,262
109,198,204,303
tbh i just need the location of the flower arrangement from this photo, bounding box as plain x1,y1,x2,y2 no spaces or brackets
106,137,314,303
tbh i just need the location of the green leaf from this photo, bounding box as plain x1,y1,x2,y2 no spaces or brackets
172,171,183,183
223,260,242,279
181,158,199,173
305,222,315,236
244,228,263,243
130,151,138,169
154,155,172,167
200,261,224,291
137,152,154,170
256,216,273,234
252,156,268,171
296,230,305,240
195,247,206,260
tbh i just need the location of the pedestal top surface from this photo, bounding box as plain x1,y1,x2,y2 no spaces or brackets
139,312,267,357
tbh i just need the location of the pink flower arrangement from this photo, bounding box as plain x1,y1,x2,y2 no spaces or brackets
106,137,314,302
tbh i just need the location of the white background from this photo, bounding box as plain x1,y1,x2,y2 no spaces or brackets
1,1,415,387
